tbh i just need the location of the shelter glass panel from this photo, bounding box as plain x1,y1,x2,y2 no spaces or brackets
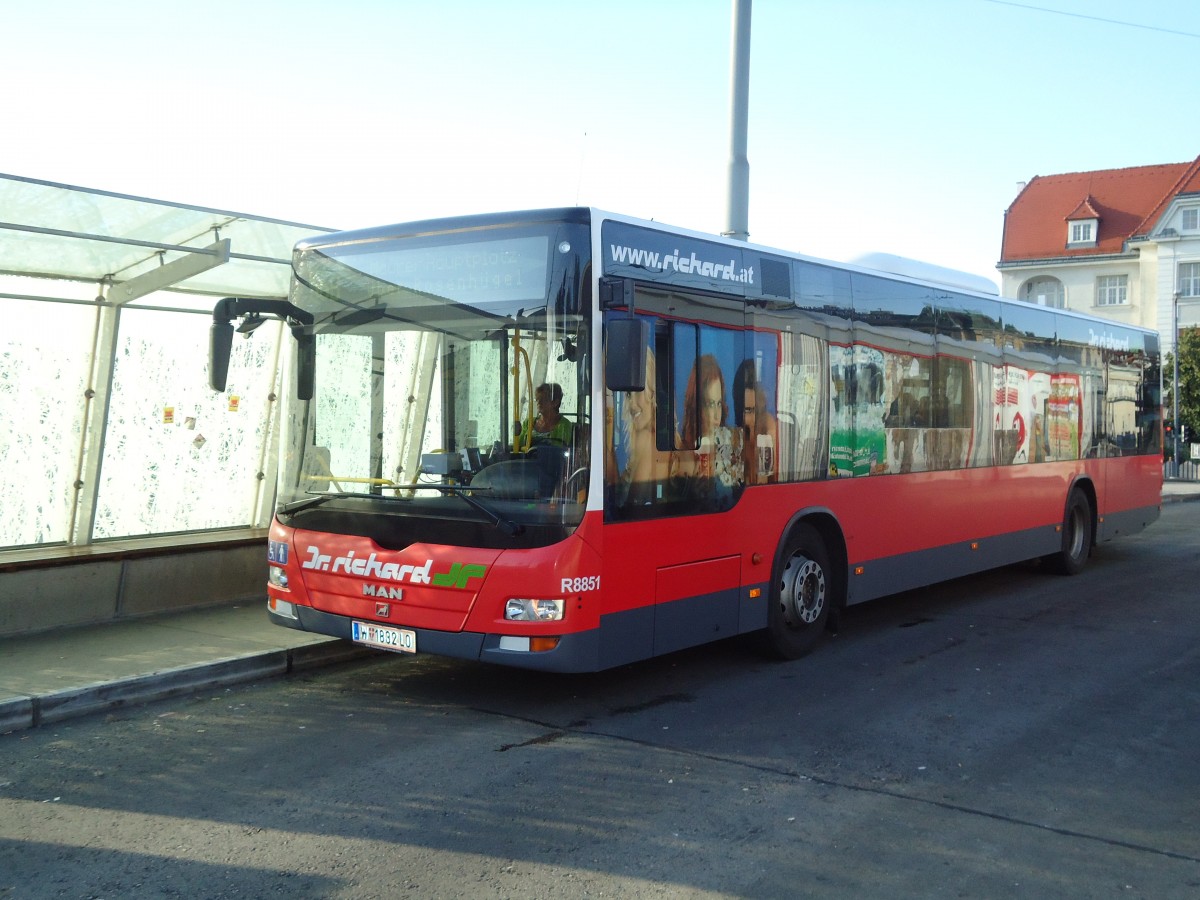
0,297,94,548
92,309,281,538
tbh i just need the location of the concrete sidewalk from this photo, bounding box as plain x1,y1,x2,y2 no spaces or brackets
0,602,373,734
3,481,1198,735
1162,478,1200,504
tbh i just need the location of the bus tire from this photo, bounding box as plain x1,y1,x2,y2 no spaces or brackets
764,524,833,660
1047,488,1093,576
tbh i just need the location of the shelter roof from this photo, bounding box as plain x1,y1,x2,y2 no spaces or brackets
0,173,336,303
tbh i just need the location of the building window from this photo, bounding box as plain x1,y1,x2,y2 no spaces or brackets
1022,277,1065,308
1096,275,1127,306
1181,262,1200,298
1183,209,1199,231
1066,218,1098,249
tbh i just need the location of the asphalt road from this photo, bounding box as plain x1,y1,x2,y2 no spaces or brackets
3,503,1199,899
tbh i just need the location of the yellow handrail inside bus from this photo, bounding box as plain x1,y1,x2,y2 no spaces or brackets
303,475,401,491
511,332,534,453
302,448,343,492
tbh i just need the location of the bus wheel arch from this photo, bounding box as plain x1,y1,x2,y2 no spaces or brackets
1046,480,1096,576
762,513,846,660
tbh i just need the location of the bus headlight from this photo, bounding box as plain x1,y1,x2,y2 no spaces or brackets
268,566,289,590
505,598,564,621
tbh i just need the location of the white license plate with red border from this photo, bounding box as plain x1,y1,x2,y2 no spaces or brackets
351,621,416,654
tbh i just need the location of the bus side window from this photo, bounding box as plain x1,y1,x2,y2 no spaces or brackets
667,321,697,450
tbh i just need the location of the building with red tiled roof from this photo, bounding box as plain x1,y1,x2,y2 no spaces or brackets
999,155,1200,352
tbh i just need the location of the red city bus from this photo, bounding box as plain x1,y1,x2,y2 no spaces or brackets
210,208,1162,671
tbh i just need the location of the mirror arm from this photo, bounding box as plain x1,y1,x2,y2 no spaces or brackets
209,298,316,398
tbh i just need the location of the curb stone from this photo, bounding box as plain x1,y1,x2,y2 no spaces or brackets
0,641,374,734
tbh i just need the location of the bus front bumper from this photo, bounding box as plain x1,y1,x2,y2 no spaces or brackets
267,601,601,673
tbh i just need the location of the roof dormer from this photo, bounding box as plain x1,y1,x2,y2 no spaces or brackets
1066,197,1100,249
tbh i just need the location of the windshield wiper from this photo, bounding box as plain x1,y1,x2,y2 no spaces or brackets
279,494,343,514
279,491,414,516
280,486,525,536
403,484,525,536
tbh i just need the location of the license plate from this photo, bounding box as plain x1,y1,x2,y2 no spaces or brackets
351,621,416,654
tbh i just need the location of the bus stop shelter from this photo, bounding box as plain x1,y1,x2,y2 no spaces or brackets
0,173,336,636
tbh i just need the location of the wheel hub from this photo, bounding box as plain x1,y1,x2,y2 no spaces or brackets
780,555,826,627
1066,506,1086,558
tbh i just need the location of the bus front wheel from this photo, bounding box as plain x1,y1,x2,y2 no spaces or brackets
1046,489,1093,576
764,524,833,659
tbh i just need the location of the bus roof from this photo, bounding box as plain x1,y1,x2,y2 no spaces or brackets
849,252,1000,297
293,206,1156,340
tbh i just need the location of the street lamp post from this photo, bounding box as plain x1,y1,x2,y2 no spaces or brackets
1174,291,1181,471
1174,291,1200,472
723,0,751,242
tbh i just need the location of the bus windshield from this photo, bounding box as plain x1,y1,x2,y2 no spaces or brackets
277,217,592,544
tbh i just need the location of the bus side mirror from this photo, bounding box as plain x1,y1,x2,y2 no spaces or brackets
606,318,649,392
209,298,316,400
599,276,635,310
209,320,234,392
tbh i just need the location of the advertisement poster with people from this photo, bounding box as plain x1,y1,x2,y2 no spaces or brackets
733,333,782,486
667,325,743,509
606,316,780,511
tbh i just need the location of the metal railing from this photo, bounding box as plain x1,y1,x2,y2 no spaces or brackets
1165,460,1199,481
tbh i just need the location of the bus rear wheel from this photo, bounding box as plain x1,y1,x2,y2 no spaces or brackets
1046,488,1093,576
764,524,833,660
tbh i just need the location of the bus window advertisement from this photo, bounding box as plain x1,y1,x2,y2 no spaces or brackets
1048,374,1082,460
830,345,886,477
994,367,1029,464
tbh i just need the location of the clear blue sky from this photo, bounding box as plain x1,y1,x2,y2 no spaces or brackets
4,0,1199,290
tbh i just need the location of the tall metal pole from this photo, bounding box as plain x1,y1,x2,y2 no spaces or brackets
723,0,751,241
1174,292,1181,470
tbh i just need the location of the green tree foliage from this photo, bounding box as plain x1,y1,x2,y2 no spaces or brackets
1166,326,1200,457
